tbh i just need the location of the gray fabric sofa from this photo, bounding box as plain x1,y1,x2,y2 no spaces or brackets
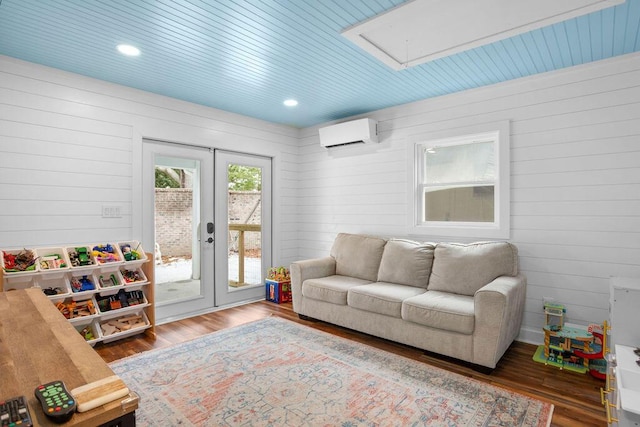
290,233,527,369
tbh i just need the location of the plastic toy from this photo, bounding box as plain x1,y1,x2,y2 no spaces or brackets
68,247,93,267
92,244,120,263
99,274,119,288
3,249,37,272
42,287,64,296
71,275,95,293
120,243,142,261
79,326,94,341
121,269,142,283
39,254,67,270
573,321,608,379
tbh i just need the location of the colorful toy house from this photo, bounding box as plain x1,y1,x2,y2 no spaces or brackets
533,302,606,377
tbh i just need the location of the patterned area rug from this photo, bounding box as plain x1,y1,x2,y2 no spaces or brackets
110,317,553,426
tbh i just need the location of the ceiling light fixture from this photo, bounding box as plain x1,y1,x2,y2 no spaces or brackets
117,44,140,56
283,99,298,107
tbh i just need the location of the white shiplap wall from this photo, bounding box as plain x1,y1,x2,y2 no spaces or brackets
298,52,640,343
2,52,639,343
0,55,299,268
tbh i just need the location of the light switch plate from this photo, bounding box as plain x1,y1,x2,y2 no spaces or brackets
102,205,122,218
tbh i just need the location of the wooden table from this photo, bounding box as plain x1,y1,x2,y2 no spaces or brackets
0,288,137,426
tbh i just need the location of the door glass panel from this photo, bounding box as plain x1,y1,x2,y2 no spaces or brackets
154,156,202,304
227,163,262,289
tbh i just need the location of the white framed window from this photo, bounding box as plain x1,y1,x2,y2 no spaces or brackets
408,121,510,239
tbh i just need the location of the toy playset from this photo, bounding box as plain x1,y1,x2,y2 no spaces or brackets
266,266,291,303
533,302,607,378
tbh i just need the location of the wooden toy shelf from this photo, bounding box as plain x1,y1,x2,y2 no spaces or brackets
1,245,155,345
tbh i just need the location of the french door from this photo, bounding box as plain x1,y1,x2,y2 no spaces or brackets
142,141,270,323
142,141,215,322
214,150,271,306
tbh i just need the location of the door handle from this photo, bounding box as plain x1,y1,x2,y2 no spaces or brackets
206,222,214,244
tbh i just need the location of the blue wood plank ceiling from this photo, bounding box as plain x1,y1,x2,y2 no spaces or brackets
0,0,639,127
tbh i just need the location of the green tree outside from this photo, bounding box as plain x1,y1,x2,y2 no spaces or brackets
155,168,180,188
228,165,261,191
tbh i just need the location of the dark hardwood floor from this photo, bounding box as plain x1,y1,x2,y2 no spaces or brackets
95,301,607,427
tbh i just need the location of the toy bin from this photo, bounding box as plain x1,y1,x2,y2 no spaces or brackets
265,279,291,304
73,318,101,346
66,246,97,269
69,271,98,297
36,274,71,298
2,274,37,292
118,241,147,266
90,243,123,267
119,266,148,286
95,271,123,291
99,309,150,343
95,288,147,315
35,247,70,272
1,248,38,275
54,295,99,322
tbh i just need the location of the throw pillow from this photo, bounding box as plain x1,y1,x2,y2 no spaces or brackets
428,242,518,296
330,233,387,282
377,239,435,288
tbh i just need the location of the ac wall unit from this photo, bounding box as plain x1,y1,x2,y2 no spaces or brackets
319,118,378,148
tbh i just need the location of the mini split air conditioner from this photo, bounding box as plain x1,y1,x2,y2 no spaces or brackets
319,118,378,148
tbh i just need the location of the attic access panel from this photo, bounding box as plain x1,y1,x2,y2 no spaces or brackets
342,0,624,70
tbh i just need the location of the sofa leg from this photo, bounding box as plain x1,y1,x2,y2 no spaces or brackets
422,349,495,374
471,364,495,375
298,314,317,322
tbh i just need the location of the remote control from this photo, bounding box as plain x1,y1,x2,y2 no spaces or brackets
34,381,76,422
0,395,33,427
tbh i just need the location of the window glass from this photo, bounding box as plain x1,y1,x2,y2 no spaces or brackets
422,140,495,223
409,123,509,239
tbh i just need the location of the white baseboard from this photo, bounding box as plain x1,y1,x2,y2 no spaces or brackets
517,326,544,345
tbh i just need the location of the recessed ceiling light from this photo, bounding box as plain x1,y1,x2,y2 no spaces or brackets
117,44,140,56
283,99,298,107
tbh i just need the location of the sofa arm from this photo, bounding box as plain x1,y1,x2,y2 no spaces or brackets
290,257,336,312
473,274,527,368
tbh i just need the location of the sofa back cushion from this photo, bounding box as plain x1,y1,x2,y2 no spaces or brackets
377,239,435,288
428,242,518,296
330,233,387,282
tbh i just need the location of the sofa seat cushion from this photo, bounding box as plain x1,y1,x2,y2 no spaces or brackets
330,233,387,282
377,239,435,288
428,242,518,296
401,291,475,334
302,275,373,305
347,282,426,318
